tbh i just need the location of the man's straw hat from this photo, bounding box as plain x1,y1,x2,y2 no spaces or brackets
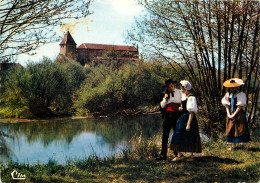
223,78,244,87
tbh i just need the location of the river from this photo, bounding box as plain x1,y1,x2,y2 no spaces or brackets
0,114,162,164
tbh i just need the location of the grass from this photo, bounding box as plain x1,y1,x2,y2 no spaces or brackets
0,135,259,183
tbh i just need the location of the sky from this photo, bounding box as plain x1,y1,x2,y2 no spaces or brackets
17,0,144,66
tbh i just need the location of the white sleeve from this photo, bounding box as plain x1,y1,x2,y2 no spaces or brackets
160,98,167,108
181,93,187,101
187,96,198,113
237,92,247,107
221,92,230,106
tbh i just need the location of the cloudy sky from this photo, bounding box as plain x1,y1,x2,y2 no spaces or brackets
17,0,143,66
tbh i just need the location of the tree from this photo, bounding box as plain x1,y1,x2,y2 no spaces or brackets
0,0,92,62
127,0,259,136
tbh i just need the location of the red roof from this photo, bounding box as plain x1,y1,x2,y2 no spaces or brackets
77,43,138,52
60,31,77,45
93,56,139,60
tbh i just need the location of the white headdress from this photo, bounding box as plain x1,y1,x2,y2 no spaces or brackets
180,80,192,91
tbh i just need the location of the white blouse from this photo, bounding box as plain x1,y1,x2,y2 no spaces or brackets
187,96,198,113
181,93,187,101
221,92,247,107
160,89,182,108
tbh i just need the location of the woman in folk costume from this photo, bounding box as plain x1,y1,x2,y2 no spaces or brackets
170,80,202,161
221,78,251,150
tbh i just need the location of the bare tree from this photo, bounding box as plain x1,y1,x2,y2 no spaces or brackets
127,0,259,136
0,0,92,62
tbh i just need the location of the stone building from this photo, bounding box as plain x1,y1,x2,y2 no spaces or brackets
58,31,139,66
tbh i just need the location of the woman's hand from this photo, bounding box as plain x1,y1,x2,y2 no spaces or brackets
228,113,233,119
229,114,236,119
186,125,191,131
229,106,241,119
178,107,183,111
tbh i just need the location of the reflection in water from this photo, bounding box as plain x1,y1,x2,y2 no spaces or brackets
0,114,162,164
0,129,14,161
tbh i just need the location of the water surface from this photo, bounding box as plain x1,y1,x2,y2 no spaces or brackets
0,114,162,164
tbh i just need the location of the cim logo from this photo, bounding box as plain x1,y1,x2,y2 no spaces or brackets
11,170,26,180
0,169,26,182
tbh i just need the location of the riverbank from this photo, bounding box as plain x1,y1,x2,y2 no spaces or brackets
0,116,90,123
0,108,161,123
1,137,259,182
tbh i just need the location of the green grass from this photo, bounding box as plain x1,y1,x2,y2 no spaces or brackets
1,136,259,183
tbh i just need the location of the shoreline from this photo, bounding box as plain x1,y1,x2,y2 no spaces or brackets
0,111,161,123
0,116,89,123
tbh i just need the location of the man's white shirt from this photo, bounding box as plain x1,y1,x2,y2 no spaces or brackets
160,89,182,108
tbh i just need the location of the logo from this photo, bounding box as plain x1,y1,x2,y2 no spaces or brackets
11,170,26,180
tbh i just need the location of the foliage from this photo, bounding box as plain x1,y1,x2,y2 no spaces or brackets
74,61,169,116
0,58,86,118
127,0,259,136
59,60,87,94
1,57,188,118
2,58,184,118
0,0,92,62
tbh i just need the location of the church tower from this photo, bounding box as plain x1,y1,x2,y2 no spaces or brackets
59,31,77,59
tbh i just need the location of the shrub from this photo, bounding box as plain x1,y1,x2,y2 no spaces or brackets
0,58,86,118
73,61,164,116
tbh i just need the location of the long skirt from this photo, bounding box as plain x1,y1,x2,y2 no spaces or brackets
226,109,251,143
170,112,202,153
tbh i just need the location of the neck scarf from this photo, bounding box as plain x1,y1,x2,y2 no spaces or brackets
231,92,236,113
171,91,174,98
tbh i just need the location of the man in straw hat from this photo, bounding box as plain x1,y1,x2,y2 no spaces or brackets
156,79,183,160
221,78,251,150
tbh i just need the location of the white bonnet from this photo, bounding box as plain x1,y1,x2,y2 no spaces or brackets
180,80,192,91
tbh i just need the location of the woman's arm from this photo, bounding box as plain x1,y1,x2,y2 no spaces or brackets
224,105,231,118
186,112,194,131
230,106,242,119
